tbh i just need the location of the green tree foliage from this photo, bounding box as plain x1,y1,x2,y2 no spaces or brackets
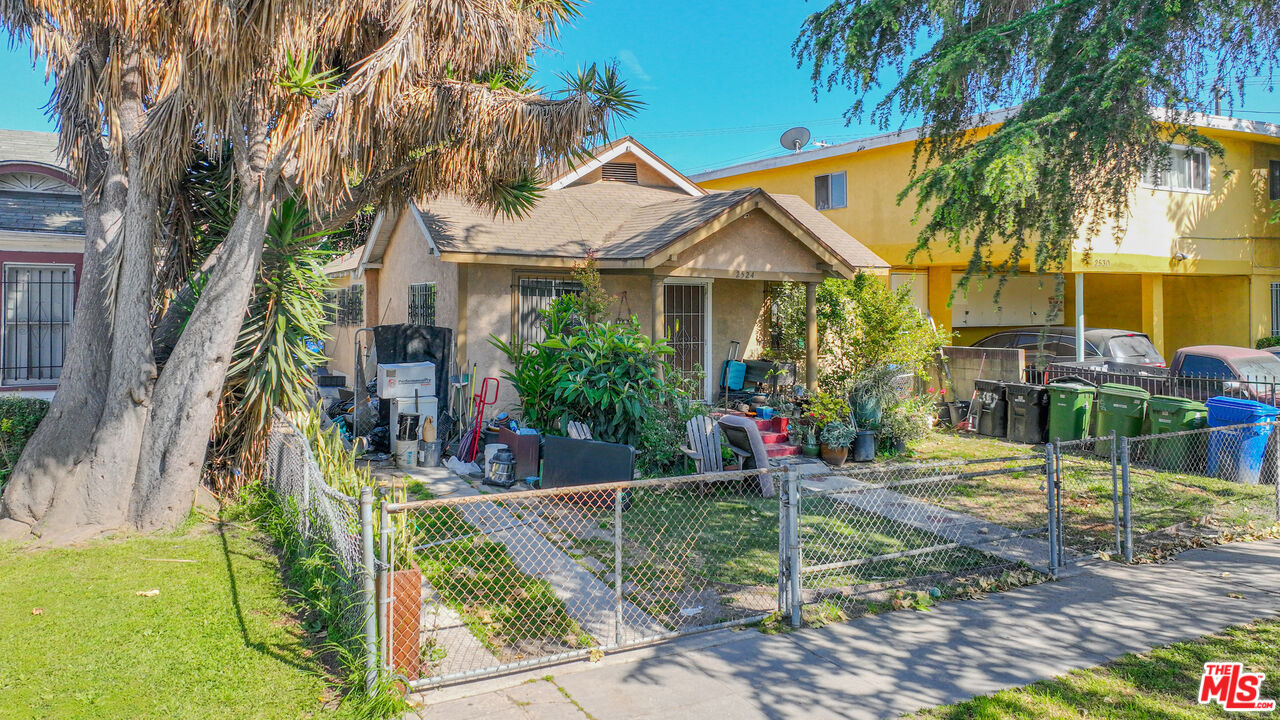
794,2,1280,287
767,274,947,396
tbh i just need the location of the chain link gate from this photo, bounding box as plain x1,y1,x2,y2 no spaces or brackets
378,469,782,689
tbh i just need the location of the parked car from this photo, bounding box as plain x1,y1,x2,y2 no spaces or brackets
972,327,1165,371
1167,345,1280,403
1045,345,1280,403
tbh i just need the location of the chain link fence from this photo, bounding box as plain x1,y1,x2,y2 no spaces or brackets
264,412,378,690
381,468,781,688
793,455,1049,621
1050,436,1123,564
1121,422,1280,558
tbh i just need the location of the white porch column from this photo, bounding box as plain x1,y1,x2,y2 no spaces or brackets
805,281,819,392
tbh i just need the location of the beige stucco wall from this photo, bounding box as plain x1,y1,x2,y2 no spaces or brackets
668,210,828,279
566,149,681,190
375,212,460,327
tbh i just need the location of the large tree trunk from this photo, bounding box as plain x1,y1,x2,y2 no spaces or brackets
130,187,274,530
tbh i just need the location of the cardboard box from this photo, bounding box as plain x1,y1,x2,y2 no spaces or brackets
377,361,435,399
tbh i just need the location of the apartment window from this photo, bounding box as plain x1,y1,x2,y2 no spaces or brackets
1142,145,1210,193
1270,160,1280,202
814,171,847,210
408,282,437,326
1272,282,1280,336
516,277,582,342
2,264,75,383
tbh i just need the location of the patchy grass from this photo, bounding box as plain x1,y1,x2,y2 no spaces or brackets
407,498,595,660
0,522,363,720
909,619,1280,719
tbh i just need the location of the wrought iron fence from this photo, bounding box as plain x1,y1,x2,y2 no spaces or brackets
793,455,1049,622
1043,361,1280,405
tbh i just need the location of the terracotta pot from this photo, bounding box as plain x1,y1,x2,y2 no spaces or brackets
821,443,849,467
387,563,423,681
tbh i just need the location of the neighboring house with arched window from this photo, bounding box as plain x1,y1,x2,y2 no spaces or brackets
0,130,83,397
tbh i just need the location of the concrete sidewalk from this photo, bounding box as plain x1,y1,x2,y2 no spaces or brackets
407,539,1280,720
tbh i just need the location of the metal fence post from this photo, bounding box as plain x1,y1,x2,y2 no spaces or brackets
1273,422,1280,525
359,487,377,692
1110,429,1121,557
777,471,789,615
1045,442,1058,577
1120,436,1133,564
786,467,802,628
378,491,391,676
613,487,624,646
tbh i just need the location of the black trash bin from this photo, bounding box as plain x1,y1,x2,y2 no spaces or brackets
973,379,1009,438
1005,383,1049,444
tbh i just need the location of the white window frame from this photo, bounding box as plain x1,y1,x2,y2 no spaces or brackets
2,262,75,386
1271,282,1280,337
1140,143,1210,194
814,171,847,210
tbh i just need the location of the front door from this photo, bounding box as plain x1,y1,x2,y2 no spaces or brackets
664,282,710,398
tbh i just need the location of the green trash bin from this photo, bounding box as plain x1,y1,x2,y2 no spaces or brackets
1093,383,1151,457
1145,395,1208,471
1047,381,1096,442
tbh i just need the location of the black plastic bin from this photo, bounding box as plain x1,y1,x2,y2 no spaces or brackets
1005,383,1049,444
973,380,1009,439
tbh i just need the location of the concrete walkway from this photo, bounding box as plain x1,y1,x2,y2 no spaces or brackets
407,539,1280,720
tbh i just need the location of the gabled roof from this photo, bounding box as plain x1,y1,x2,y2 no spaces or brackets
544,136,705,196
0,129,82,236
0,129,64,168
347,136,889,278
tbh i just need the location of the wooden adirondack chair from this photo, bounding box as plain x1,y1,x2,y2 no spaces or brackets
680,415,738,474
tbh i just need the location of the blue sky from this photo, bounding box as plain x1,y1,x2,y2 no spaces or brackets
3,1,1279,175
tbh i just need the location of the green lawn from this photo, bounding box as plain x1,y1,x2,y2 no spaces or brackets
910,619,1280,719
0,521,362,720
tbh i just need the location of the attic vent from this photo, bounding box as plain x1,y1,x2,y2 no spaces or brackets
601,162,639,184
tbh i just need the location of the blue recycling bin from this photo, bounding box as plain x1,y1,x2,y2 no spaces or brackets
1205,396,1279,484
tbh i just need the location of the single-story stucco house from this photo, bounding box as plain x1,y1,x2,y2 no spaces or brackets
322,137,888,410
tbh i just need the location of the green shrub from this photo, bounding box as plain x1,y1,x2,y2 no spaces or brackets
804,391,851,427
1257,336,1280,350
0,396,49,491
491,303,687,448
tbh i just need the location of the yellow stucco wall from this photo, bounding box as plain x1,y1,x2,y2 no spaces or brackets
700,124,1280,351
375,212,460,328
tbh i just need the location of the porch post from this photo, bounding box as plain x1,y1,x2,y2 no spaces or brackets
651,275,665,380
805,281,819,392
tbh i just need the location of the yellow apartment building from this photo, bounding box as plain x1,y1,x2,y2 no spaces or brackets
693,111,1280,357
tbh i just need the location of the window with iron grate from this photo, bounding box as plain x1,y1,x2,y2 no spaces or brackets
408,282,436,326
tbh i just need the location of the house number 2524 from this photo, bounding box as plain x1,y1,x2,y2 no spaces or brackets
733,270,756,279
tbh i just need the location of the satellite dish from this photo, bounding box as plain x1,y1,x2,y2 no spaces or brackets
779,126,811,153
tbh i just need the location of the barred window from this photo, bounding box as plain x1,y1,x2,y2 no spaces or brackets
408,282,436,326
334,285,363,326
2,264,75,383
516,277,582,342
322,290,338,325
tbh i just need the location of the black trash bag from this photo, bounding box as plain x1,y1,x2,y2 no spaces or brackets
367,425,391,453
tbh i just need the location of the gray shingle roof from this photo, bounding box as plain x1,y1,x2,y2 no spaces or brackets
414,183,887,270
0,129,83,235
0,129,64,168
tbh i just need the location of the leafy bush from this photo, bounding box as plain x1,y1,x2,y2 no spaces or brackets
880,395,937,449
764,273,948,397
804,391,851,427
491,304,687,448
1257,336,1280,350
0,396,48,491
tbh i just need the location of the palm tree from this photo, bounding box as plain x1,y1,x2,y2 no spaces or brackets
0,0,639,541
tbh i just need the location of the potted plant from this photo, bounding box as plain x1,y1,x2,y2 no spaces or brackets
802,426,821,458
819,420,857,466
